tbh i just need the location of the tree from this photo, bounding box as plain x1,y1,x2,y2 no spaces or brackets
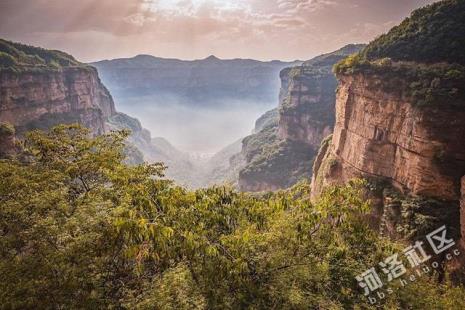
1,124,464,309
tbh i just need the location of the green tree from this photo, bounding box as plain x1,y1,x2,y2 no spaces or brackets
1,124,464,309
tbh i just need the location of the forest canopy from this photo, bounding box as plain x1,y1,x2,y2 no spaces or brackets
0,125,464,309
0,38,81,70
361,0,465,65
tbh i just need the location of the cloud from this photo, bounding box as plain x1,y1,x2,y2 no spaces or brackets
0,0,437,62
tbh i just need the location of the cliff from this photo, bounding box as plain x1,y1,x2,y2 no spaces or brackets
311,73,465,201
0,67,116,135
0,39,116,140
278,44,365,146
253,108,278,133
238,45,364,192
0,38,168,168
312,0,465,246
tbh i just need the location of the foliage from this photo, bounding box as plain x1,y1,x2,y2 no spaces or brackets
0,51,17,67
239,119,315,189
334,57,465,106
241,120,279,164
253,108,278,133
0,38,82,71
240,138,316,189
0,122,15,136
1,125,464,309
333,0,465,107
360,0,465,65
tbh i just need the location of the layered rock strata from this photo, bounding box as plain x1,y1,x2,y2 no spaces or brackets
311,73,465,201
0,67,115,136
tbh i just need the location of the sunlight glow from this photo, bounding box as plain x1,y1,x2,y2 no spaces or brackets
148,0,246,12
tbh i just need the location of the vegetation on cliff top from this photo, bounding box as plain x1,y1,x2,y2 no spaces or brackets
335,56,465,106
1,124,464,308
334,0,465,106
361,0,465,65
0,38,83,71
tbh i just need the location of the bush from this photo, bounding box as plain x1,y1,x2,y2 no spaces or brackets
333,0,465,107
0,51,16,67
361,0,465,65
0,122,15,135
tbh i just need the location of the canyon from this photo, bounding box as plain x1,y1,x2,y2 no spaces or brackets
91,54,301,156
0,39,280,189
238,44,365,192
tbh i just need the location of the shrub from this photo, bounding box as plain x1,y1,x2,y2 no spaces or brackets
0,122,15,135
0,51,16,67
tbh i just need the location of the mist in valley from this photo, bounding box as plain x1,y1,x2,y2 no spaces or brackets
90,54,295,187
115,94,275,156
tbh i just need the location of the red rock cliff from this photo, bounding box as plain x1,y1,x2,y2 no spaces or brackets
311,73,465,202
0,67,115,136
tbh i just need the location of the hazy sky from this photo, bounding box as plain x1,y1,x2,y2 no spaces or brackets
0,0,436,62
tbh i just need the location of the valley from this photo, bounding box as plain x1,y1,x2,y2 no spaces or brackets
90,53,304,188
1,0,465,307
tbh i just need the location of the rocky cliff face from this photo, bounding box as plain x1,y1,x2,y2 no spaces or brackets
238,44,364,192
277,67,334,145
311,72,465,243
0,38,117,143
311,0,465,254
0,67,115,136
311,73,465,201
277,44,364,146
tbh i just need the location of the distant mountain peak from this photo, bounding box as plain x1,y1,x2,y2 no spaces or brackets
204,55,220,61
134,54,155,58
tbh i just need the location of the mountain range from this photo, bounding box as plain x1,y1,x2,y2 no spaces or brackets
91,55,301,107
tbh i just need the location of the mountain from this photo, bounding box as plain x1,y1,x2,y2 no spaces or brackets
91,55,301,107
0,38,115,136
238,44,365,192
0,38,152,164
311,0,465,272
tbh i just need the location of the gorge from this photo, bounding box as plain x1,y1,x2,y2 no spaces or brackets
2,0,465,307
238,44,365,191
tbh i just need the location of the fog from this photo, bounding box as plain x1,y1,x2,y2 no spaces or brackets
115,95,276,155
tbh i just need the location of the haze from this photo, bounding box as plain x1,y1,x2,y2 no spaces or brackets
118,96,272,154
0,0,435,62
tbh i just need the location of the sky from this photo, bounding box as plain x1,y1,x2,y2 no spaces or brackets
0,0,437,63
